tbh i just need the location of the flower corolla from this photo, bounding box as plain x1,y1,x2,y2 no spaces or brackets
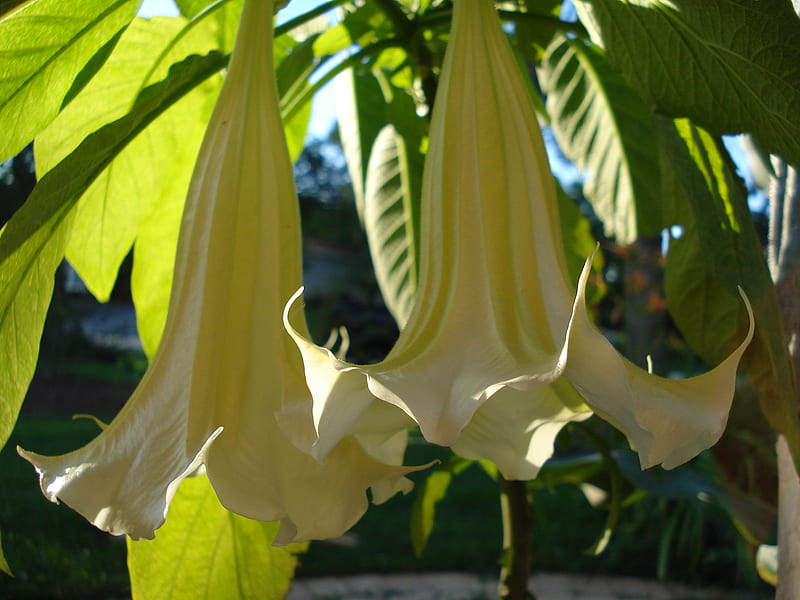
19,0,419,544
284,0,754,479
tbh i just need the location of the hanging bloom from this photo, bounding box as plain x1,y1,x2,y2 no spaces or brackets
284,0,754,479
19,0,420,544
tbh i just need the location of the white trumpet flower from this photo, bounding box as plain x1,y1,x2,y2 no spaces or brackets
19,0,419,544
284,0,754,479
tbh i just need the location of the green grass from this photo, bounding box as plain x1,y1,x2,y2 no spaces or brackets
0,416,129,600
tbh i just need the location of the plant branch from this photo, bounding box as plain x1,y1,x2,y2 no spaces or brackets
281,38,400,122
497,476,536,600
275,0,349,38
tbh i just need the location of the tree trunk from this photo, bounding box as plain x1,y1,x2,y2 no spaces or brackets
768,157,800,599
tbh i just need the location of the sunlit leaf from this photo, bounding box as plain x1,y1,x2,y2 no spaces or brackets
359,68,426,327
0,0,140,161
0,51,226,456
128,475,306,600
364,125,419,327
0,530,9,576
410,457,471,557
540,35,661,243
336,68,391,223
275,33,316,151
573,0,800,167
35,16,222,303
0,186,75,489
659,117,800,470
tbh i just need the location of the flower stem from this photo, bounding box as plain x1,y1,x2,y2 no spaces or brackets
497,476,536,600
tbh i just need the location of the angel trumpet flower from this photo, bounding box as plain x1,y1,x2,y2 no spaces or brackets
285,0,754,479
19,0,419,544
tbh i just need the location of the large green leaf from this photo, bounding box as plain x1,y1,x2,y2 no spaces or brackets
0,49,226,470
510,0,571,62
0,177,74,501
659,117,800,470
336,68,393,223
540,35,661,243
128,475,306,600
409,457,472,558
360,69,426,326
363,125,420,327
573,0,800,167
35,17,222,304
0,0,141,161
275,32,315,153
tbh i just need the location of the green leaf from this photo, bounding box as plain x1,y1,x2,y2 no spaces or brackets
509,0,569,62
555,185,604,303
0,51,226,445
128,475,306,600
36,16,222,304
659,117,800,470
0,530,9,576
176,0,216,18
409,457,471,557
336,68,391,223
0,0,32,19
410,468,452,558
613,449,775,545
363,125,420,327
540,35,661,243
0,0,141,161
359,68,426,327
573,0,800,167
0,187,75,484
275,33,315,155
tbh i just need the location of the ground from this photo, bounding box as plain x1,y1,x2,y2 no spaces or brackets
287,572,768,600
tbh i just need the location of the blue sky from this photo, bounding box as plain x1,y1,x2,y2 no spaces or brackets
138,0,326,23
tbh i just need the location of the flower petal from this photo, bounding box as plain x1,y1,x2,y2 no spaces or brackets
565,256,755,469
452,378,591,480
19,0,421,544
284,0,583,453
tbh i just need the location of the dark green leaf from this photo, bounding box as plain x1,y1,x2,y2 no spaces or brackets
573,0,800,167
0,0,141,161
0,0,32,19
61,27,126,110
541,35,662,243
507,0,569,62
555,184,604,303
128,475,306,600
613,450,774,544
